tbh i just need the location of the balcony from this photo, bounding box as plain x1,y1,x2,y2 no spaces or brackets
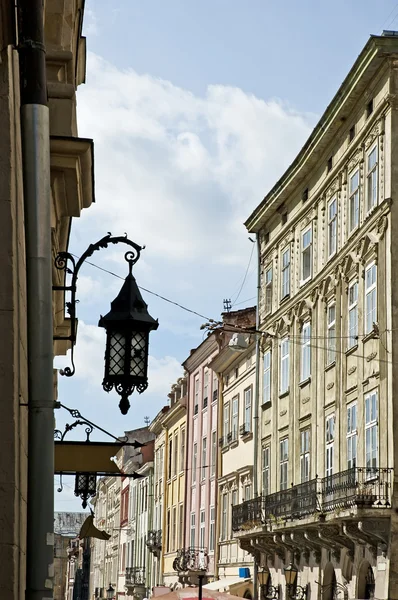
173,547,208,573
146,529,162,554
125,567,146,587
232,467,392,562
239,423,251,437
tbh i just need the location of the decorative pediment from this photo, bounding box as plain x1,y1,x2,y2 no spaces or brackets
326,177,340,200
364,120,383,150
347,147,364,173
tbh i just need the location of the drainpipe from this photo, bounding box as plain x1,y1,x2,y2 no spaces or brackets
214,373,223,581
161,425,169,583
252,233,261,600
17,3,54,600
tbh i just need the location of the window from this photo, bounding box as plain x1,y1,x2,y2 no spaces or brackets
349,169,360,232
202,438,207,480
223,403,230,440
166,509,171,553
365,390,378,471
180,429,185,473
300,430,310,483
263,350,271,404
327,304,336,364
265,265,273,314
221,494,228,541
280,337,290,394
262,445,270,496
301,321,311,381
301,226,312,282
325,415,335,477
192,443,197,484
365,263,377,334
199,510,205,549
366,99,373,118
178,503,184,549
347,403,357,470
348,281,358,348
173,433,178,477
328,197,337,257
209,507,215,552
194,377,199,414
281,246,290,299
212,374,218,401
244,388,252,432
302,187,309,202
211,431,216,476
172,506,177,551
190,513,195,548
203,370,209,407
279,438,288,490
349,125,355,142
232,489,238,506
168,439,173,479
327,156,333,172
232,396,239,441
367,146,378,211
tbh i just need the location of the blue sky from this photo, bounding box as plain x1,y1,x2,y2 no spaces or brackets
54,0,398,511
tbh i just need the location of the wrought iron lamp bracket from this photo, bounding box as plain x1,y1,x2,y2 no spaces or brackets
53,233,143,377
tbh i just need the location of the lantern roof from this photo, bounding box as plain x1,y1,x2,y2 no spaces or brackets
98,265,158,331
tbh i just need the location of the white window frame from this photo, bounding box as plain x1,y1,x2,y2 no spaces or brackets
263,349,271,404
348,280,358,349
347,402,357,470
201,437,207,480
209,506,215,553
221,494,228,541
365,390,378,473
301,225,313,284
328,196,337,258
199,509,205,549
349,168,360,232
365,262,377,334
325,415,335,477
223,403,230,441
300,429,310,483
192,443,197,484
262,445,270,496
281,246,291,299
366,144,378,212
280,337,290,395
190,513,195,547
300,321,311,382
279,438,289,491
211,431,216,477
327,303,336,365
244,388,252,432
194,377,199,413
265,265,273,315
231,396,239,441
203,369,209,404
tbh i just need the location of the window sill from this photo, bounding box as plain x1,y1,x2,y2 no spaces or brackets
230,440,239,449
362,330,377,343
345,343,358,356
261,400,271,410
299,277,312,288
240,431,253,442
299,376,311,388
280,294,290,306
279,389,290,399
325,360,336,372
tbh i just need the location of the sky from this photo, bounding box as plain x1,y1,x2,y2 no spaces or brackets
54,0,398,511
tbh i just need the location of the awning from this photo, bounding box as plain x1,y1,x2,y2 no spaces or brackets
203,577,251,592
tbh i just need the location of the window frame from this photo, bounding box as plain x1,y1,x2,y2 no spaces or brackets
327,303,336,365
223,402,230,440
366,144,378,213
328,196,337,258
262,445,270,496
365,389,378,472
325,415,335,477
279,437,289,491
201,437,207,480
348,168,360,233
280,337,290,395
199,509,205,549
244,387,252,432
300,429,310,483
221,494,228,541
348,280,358,349
210,430,216,477
263,349,271,404
231,395,239,441
365,262,377,335
347,402,357,470
281,245,291,299
190,513,195,548
192,443,197,484
301,224,313,285
300,321,311,382
209,506,215,553
264,264,273,315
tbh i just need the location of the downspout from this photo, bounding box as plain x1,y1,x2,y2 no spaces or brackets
161,425,169,583
252,233,261,600
214,373,223,581
17,4,54,600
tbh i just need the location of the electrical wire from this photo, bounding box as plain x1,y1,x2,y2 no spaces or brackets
380,2,398,31
69,253,214,322
231,243,255,307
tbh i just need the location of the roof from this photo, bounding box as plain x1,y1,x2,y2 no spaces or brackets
245,34,398,232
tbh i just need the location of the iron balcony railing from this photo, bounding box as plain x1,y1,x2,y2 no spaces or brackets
173,547,208,572
146,529,162,552
125,567,146,586
232,467,392,532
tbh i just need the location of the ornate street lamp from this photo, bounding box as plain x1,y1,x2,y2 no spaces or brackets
74,472,97,509
99,251,158,414
106,584,115,600
54,233,158,414
284,563,308,600
258,568,279,599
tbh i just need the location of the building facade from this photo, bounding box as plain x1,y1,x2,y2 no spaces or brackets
209,308,256,597
0,2,93,599
233,32,398,600
54,513,87,600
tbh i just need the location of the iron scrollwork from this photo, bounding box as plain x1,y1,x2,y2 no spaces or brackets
53,233,143,377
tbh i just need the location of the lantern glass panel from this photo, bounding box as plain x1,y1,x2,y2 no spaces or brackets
109,332,126,375
130,332,146,377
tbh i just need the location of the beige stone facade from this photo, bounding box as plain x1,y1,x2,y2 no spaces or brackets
233,32,398,600
0,2,93,599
